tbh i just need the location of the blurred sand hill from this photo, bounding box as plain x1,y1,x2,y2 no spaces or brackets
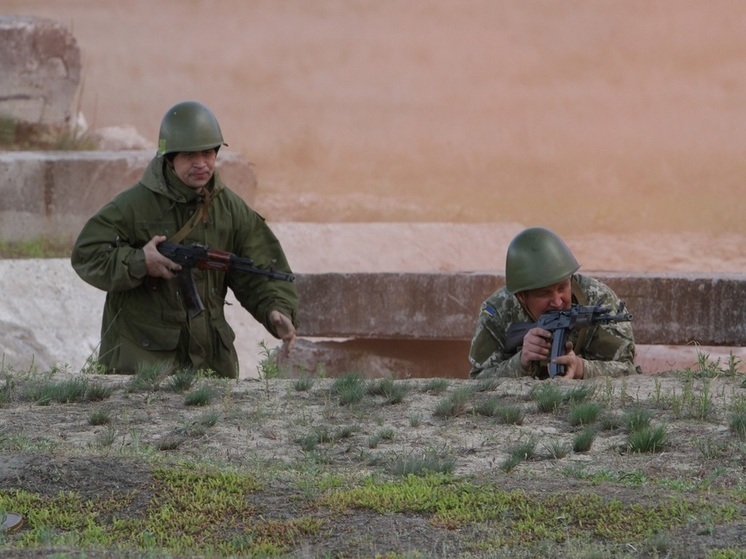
4,0,746,247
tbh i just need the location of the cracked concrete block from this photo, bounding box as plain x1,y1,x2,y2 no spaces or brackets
0,16,81,126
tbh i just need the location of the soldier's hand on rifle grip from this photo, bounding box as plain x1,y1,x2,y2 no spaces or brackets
519,327,552,371
554,341,584,379
270,310,296,356
144,235,182,279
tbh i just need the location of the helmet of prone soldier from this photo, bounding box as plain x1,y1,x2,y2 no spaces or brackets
157,101,226,157
505,227,580,295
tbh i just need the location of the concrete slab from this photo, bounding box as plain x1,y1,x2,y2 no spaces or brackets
295,272,746,346
1,256,744,378
0,16,80,126
0,150,257,243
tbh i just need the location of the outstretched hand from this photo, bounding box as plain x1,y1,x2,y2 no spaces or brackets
270,310,296,356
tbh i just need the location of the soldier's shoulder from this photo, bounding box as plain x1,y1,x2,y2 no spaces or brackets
574,274,619,302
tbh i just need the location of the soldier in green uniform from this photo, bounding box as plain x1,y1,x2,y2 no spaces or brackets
72,101,298,378
469,227,637,380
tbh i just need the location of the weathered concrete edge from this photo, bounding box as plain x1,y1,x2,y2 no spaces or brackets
0,150,257,242
295,272,746,346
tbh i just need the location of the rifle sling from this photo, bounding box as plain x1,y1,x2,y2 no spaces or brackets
148,192,210,292
169,191,211,244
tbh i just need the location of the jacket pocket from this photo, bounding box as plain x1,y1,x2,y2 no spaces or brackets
213,321,236,350
211,321,239,379
118,315,181,352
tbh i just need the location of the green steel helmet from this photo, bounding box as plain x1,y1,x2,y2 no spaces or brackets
157,101,226,157
505,227,580,294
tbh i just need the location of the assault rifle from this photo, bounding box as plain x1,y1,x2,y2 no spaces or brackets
505,303,633,377
154,242,295,318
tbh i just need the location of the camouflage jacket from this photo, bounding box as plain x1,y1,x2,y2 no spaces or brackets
71,156,298,378
468,274,637,379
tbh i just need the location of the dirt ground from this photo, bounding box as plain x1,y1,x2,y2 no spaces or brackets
1,370,745,558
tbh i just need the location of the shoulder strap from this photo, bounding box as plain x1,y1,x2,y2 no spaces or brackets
571,276,587,305
168,191,211,244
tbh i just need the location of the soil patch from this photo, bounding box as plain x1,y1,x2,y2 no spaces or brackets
1,370,744,557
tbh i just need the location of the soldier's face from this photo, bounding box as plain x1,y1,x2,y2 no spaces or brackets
171,149,217,191
516,278,572,320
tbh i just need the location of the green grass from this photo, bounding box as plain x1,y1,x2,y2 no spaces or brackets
331,372,367,406
0,463,322,557
0,238,73,259
531,382,564,413
321,473,738,540
567,401,602,427
572,428,596,453
366,377,412,404
184,386,215,407
387,450,456,476
627,425,668,453
19,376,112,406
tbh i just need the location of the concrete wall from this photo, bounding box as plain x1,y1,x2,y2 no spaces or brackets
0,16,80,127
0,150,257,243
296,272,746,346
2,258,742,379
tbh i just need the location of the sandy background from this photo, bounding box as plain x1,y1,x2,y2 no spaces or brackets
1,1,745,375
4,0,746,244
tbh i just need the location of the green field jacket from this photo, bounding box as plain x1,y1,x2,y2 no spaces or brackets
71,156,299,378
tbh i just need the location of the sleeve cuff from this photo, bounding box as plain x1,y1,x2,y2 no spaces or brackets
127,249,148,280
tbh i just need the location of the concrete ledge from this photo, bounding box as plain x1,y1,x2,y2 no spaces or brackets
296,272,746,346
1,259,743,378
0,150,257,242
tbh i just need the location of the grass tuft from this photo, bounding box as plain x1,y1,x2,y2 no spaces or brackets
366,378,411,404
127,362,172,392
332,373,367,406
184,386,215,407
531,383,563,413
473,396,524,425
621,405,653,432
88,408,112,426
420,378,450,394
433,387,472,418
388,449,456,476
293,374,315,392
167,368,198,393
627,425,668,453
572,428,596,453
729,409,746,440
567,401,602,427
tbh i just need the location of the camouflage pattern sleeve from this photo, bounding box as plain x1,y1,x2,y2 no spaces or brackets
468,288,535,379
574,275,638,378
